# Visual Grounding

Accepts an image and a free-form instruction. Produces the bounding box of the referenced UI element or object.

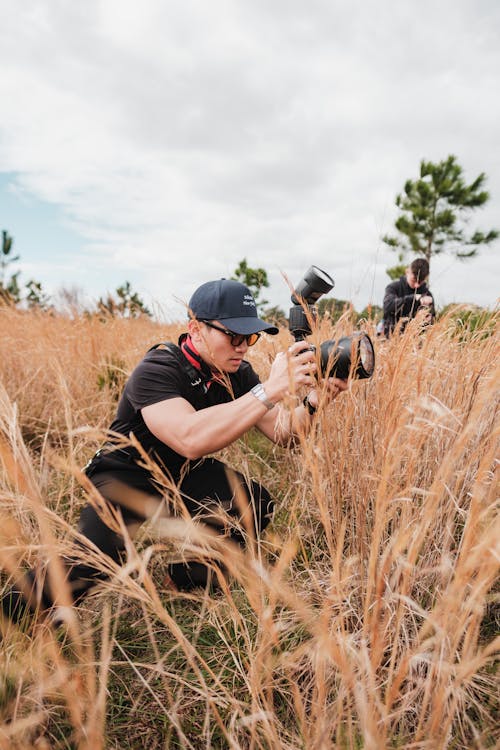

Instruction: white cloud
[0,0,499,318]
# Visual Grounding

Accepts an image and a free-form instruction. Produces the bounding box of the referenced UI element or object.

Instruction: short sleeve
[123,352,188,413]
[235,360,260,394]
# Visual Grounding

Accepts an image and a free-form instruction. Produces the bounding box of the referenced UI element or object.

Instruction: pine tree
[0,230,20,304]
[231,258,269,310]
[382,155,498,272]
[0,229,49,308]
[25,280,51,310]
[97,281,151,318]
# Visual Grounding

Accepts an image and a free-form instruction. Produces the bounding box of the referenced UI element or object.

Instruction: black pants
[69,455,274,594]
[1,456,273,621]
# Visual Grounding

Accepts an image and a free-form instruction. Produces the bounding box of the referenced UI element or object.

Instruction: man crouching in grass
[2,278,347,623]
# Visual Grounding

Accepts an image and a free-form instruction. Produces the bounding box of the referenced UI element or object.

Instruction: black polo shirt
[104,344,260,480]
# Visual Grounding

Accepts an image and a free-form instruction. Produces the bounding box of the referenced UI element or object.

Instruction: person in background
[382,258,435,337]
[2,278,348,624]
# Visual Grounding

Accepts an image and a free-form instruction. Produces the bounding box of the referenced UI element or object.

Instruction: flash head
[291,265,334,305]
[289,265,335,341]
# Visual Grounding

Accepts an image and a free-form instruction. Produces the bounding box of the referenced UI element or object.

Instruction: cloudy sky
[1,0,499,319]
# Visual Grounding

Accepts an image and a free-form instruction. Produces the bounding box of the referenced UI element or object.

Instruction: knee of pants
[180,460,274,525]
[76,503,127,563]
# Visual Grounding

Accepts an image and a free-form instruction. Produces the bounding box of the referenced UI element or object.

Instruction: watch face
[252,384,274,409]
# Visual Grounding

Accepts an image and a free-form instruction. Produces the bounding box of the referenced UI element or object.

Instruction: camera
[289,265,375,380]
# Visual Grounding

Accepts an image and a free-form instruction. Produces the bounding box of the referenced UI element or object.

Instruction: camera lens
[319,338,351,380]
[287,265,375,382]
[319,333,375,380]
[358,334,375,377]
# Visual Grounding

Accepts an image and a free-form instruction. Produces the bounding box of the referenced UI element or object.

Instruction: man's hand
[263,340,318,402]
[305,377,348,411]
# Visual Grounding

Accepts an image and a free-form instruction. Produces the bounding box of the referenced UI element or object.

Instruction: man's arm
[383,280,414,319]
[255,377,348,445]
[384,282,423,321]
[142,390,278,459]
[382,281,401,319]
[142,341,346,458]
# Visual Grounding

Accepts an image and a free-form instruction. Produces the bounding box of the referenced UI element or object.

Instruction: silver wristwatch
[250,383,275,410]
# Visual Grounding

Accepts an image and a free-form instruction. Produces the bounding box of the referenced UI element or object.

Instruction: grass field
[0,305,498,749]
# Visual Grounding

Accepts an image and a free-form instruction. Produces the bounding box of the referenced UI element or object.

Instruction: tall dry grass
[0,304,498,749]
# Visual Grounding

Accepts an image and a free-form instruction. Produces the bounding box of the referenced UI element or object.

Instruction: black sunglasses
[201,320,261,347]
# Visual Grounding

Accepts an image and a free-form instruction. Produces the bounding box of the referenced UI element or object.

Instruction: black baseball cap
[188,279,279,335]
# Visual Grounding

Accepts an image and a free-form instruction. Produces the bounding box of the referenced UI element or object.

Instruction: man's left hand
[306,377,348,410]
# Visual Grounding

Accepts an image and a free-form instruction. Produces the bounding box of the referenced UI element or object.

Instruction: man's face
[189,320,250,373]
[406,268,424,289]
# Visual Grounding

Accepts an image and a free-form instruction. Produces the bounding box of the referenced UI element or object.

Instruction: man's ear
[188,318,202,340]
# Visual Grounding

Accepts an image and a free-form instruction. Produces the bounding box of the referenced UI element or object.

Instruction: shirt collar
[178,333,227,387]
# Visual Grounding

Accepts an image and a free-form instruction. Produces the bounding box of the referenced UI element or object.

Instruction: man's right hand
[264,340,317,403]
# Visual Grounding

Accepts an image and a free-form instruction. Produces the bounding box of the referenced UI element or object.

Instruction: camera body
[289,265,375,380]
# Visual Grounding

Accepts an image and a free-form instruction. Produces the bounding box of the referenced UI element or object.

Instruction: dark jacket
[383,276,435,336]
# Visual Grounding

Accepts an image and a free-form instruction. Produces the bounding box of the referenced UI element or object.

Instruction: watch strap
[303,394,317,415]
[250,383,275,410]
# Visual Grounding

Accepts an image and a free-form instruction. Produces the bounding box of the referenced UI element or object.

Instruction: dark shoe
[1,571,52,627]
